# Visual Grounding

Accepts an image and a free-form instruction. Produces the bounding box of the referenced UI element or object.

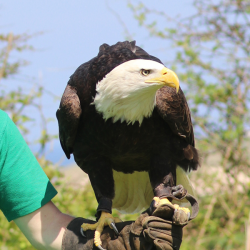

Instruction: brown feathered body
[57,41,199,215]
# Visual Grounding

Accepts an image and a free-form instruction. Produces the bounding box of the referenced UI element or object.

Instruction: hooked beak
[145,67,180,93]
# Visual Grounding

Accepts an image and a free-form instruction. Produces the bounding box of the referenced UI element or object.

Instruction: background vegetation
[0,0,250,249]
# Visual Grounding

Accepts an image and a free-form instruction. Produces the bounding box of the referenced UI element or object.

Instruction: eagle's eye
[140,69,151,76]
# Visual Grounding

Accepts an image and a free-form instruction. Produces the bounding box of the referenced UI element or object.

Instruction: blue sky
[0,1,193,165]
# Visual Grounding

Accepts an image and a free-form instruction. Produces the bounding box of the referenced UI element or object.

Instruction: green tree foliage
[0,32,58,249]
[129,0,250,249]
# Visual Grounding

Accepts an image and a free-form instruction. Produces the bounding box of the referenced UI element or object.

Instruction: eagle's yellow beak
[145,67,180,93]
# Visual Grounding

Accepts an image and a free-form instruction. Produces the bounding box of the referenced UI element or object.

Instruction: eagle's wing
[56,84,82,159]
[156,86,195,147]
[56,55,97,159]
[156,86,199,171]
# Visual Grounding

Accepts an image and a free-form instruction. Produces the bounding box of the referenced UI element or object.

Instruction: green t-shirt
[0,110,57,221]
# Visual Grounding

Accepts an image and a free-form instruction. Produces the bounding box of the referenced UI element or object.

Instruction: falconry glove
[62,214,183,250]
[61,193,200,250]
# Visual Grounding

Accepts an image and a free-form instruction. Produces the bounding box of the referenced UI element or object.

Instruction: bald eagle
[56,41,199,249]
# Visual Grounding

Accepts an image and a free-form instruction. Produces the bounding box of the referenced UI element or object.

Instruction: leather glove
[62,212,183,250]
[62,193,198,250]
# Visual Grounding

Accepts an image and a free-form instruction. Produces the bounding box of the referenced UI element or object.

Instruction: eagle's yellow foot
[173,204,190,225]
[153,197,172,206]
[81,212,122,250]
[173,204,190,215]
[153,197,190,225]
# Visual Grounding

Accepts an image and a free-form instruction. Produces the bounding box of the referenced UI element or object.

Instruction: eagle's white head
[93,59,179,125]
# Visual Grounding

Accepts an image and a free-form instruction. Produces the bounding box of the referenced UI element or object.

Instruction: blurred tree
[0,31,60,250]
[128,1,250,250]
[0,32,55,148]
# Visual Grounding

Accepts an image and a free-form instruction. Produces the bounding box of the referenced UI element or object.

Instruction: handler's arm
[14,201,74,250]
[0,110,73,250]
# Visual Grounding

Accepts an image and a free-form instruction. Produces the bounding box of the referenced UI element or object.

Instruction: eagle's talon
[80,228,86,237]
[110,222,119,236]
[96,245,106,250]
[82,212,121,248]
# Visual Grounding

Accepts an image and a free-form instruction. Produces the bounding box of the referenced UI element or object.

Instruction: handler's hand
[62,210,186,250]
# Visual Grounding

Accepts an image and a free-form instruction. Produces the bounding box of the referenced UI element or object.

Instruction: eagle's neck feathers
[93,59,164,125]
[93,78,159,125]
